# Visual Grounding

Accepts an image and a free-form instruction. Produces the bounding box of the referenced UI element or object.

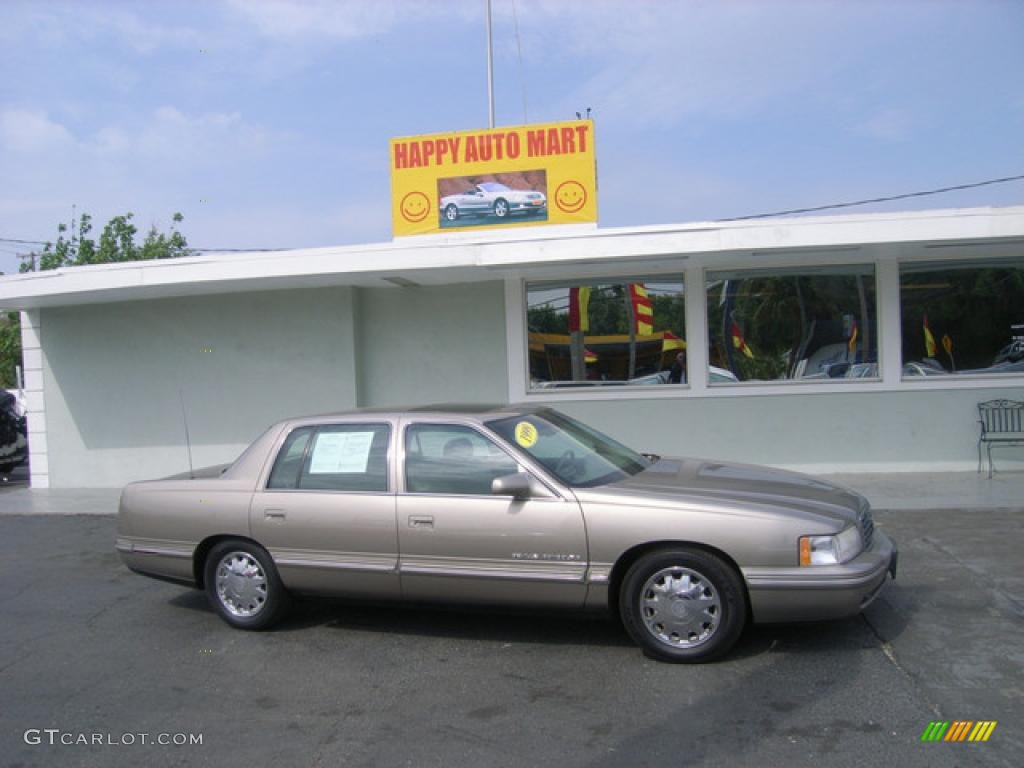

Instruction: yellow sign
[390,120,597,237]
[514,421,538,448]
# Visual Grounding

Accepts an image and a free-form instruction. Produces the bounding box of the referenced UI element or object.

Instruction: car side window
[267,427,315,490]
[297,424,391,493]
[405,424,518,495]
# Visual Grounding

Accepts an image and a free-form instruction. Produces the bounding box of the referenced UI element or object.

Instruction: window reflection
[526,278,686,389]
[900,260,1024,377]
[705,266,878,383]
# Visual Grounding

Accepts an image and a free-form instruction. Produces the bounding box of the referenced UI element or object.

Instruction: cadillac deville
[116,405,897,662]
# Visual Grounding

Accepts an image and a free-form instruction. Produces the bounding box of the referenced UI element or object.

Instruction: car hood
[574,457,866,527]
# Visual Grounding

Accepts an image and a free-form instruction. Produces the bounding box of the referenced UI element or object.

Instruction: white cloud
[226,0,401,41]
[0,109,74,152]
[85,107,273,163]
[854,108,914,142]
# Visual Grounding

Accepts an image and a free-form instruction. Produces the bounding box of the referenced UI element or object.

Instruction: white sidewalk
[823,470,1024,512]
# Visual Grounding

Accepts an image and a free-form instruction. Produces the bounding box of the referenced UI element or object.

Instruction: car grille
[857,501,875,550]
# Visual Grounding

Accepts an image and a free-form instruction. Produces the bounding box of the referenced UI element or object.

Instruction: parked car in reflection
[117,405,897,663]
[440,182,546,221]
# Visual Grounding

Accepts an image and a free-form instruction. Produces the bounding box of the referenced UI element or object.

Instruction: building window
[705,265,878,383]
[525,278,686,389]
[899,259,1024,377]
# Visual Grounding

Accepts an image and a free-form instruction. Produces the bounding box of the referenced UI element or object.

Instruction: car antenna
[178,387,195,479]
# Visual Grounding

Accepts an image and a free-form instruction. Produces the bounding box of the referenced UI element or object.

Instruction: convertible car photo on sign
[438,175,547,227]
[116,405,897,662]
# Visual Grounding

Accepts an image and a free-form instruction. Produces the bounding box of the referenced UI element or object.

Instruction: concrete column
[19,310,48,488]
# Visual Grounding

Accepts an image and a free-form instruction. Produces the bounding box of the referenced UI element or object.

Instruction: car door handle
[408,515,434,529]
[264,508,286,519]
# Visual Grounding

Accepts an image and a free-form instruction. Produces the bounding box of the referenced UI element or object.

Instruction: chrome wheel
[444,204,459,221]
[214,550,268,618]
[639,566,721,649]
[493,199,509,218]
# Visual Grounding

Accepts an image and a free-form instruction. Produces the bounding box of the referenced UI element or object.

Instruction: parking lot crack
[860,611,944,719]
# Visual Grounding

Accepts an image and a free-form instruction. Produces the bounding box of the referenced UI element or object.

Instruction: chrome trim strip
[586,564,613,583]
[400,563,585,583]
[273,557,397,573]
[131,546,192,559]
[270,549,398,573]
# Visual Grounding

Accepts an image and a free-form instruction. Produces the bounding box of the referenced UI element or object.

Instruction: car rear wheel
[444,204,459,221]
[204,540,290,630]
[493,198,509,218]
[619,548,746,663]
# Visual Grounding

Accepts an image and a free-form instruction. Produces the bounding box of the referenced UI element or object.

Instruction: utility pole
[486,0,495,128]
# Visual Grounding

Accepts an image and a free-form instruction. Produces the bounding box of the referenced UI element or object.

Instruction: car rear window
[267,424,391,493]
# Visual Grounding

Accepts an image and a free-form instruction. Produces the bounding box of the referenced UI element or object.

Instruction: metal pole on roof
[486,0,495,128]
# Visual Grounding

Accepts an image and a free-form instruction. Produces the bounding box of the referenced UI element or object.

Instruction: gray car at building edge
[115,404,897,663]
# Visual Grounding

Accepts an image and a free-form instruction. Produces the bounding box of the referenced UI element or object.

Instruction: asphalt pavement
[0,509,1021,768]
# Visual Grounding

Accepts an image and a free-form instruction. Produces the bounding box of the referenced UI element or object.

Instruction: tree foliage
[0,211,191,387]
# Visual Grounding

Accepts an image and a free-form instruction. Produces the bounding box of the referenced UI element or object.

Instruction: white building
[1,204,1022,489]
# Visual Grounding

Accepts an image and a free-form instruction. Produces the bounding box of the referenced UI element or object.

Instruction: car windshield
[478,182,510,192]
[486,409,651,488]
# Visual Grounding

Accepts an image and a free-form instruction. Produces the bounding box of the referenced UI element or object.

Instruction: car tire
[444,204,459,221]
[493,198,509,218]
[619,547,746,663]
[204,540,290,630]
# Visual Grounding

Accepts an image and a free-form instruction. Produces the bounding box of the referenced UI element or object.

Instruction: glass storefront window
[525,278,686,390]
[900,259,1024,378]
[705,265,878,384]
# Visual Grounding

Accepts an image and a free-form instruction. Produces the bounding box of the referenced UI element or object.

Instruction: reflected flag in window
[731,321,754,358]
[923,314,937,357]
[568,286,591,333]
[628,283,654,335]
[662,331,686,352]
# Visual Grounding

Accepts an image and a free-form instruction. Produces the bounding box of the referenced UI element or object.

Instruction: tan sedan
[116,405,897,662]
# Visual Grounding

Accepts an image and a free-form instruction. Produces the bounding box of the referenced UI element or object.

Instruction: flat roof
[1,205,1023,310]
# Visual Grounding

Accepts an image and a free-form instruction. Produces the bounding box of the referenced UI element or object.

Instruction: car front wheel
[619,547,746,663]
[444,204,459,221]
[493,198,509,218]
[204,540,290,630]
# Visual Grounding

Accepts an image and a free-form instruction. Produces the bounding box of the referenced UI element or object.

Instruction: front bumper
[743,530,898,623]
[510,201,547,213]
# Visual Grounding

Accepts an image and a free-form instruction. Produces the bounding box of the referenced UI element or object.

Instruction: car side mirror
[491,472,540,499]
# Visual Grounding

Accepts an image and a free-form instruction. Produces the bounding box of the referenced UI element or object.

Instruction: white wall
[31,274,1022,486]
[550,387,1023,474]
[38,281,510,487]
[355,282,508,408]
[41,287,360,487]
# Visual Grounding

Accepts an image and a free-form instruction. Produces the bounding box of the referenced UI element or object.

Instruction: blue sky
[1,0,1022,275]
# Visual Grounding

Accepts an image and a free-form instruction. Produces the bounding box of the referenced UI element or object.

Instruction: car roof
[276,403,548,427]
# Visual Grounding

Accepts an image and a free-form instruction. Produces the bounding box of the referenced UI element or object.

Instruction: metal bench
[977,399,1024,478]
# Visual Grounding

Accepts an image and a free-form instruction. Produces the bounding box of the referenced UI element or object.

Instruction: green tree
[1,211,191,387]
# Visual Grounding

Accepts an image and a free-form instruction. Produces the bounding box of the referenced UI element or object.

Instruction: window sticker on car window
[309,431,375,474]
[515,421,538,448]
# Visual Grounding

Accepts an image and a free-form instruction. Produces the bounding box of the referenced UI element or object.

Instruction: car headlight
[799,526,863,565]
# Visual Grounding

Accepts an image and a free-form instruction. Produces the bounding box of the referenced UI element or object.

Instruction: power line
[718,173,1024,222]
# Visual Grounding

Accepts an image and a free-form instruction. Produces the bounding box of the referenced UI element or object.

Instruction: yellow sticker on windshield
[515,421,538,448]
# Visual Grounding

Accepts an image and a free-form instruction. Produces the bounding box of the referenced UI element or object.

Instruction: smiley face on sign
[514,421,538,448]
[399,191,431,223]
[554,180,587,214]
